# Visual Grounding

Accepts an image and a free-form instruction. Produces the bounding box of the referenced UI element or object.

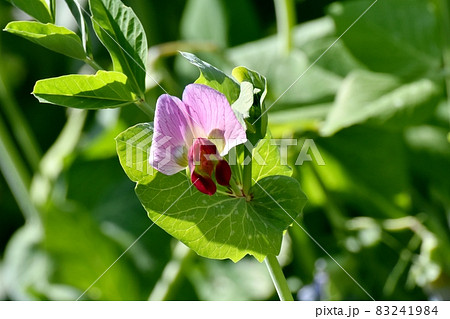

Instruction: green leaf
[180,51,240,104]
[115,123,156,184]
[33,70,137,109]
[4,21,86,60]
[6,0,53,23]
[252,133,292,181]
[89,0,148,95]
[136,173,306,262]
[328,0,441,78]
[321,70,442,136]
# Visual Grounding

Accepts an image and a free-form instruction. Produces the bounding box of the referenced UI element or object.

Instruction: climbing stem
[274,0,296,55]
[0,114,39,222]
[265,254,294,301]
[0,60,42,170]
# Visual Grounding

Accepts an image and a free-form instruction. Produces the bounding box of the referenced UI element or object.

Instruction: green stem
[265,254,294,301]
[242,144,253,197]
[229,177,243,197]
[148,241,195,300]
[274,0,296,55]
[84,57,102,71]
[0,113,39,222]
[136,100,155,119]
[30,109,87,205]
[0,60,42,171]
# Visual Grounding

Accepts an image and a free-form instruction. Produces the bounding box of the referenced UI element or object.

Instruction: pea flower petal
[149,84,246,195]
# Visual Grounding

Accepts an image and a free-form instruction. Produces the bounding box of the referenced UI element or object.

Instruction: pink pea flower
[149,84,247,195]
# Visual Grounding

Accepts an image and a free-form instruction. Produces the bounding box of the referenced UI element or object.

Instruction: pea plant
[4,0,307,300]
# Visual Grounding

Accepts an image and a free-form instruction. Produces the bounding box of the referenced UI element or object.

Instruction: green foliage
[180,51,240,103]
[328,0,441,79]
[135,173,306,262]
[116,121,306,263]
[321,71,441,136]
[5,0,53,24]
[2,0,450,302]
[4,21,86,60]
[115,123,156,184]
[33,71,137,109]
[89,0,148,95]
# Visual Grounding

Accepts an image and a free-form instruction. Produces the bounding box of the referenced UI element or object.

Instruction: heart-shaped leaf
[116,122,306,262]
[136,172,306,262]
[33,70,137,109]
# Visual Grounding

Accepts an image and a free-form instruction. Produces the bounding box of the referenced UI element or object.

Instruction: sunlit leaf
[33,71,137,109]
[115,123,157,184]
[180,51,240,103]
[89,0,148,95]
[136,173,306,262]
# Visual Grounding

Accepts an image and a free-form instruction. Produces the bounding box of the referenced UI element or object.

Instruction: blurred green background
[0,0,449,300]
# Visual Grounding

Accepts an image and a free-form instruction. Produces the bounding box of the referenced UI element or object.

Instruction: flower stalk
[265,254,294,301]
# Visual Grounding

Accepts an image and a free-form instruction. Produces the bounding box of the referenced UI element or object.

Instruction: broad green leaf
[180,0,227,48]
[321,70,442,136]
[180,51,240,104]
[89,0,148,95]
[115,123,156,184]
[6,0,53,23]
[328,0,441,78]
[136,173,306,262]
[33,70,137,109]
[4,21,86,60]
[252,133,292,181]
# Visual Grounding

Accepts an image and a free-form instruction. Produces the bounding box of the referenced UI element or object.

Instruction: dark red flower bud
[215,159,231,187]
[191,170,217,195]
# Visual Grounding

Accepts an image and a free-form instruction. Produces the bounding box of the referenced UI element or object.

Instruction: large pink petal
[149,94,192,175]
[182,84,247,155]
